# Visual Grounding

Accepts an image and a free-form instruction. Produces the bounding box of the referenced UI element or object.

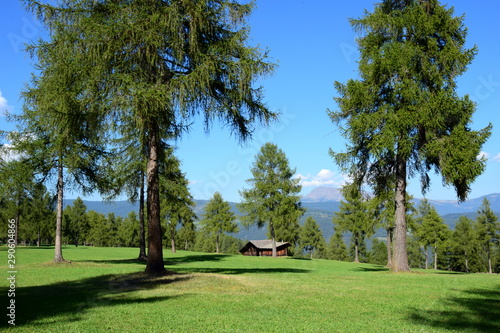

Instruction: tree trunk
[354,237,360,263]
[270,220,277,257]
[386,227,393,268]
[465,253,469,273]
[392,153,410,272]
[487,246,492,274]
[54,158,65,263]
[425,247,429,270]
[271,237,277,257]
[37,227,41,247]
[216,232,220,254]
[269,219,278,258]
[15,210,20,246]
[138,169,147,260]
[145,124,166,275]
[170,221,176,254]
[434,246,438,270]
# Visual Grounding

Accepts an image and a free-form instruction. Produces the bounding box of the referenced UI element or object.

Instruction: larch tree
[24,183,55,247]
[329,0,491,272]
[177,220,196,251]
[475,198,499,274]
[159,148,196,254]
[24,0,276,274]
[117,211,140,247]
[0,159,36,246]
[300,216,325,259]
[369,239,389,265]
[63,197,88,247]
[12,18,109,263]
[239,142,303,257]
[451,215,476,273]
[326,231,349,262]
[273,194,303,250]
[415,200,450,270]
[200,192,238,254]
[333,185,375,263]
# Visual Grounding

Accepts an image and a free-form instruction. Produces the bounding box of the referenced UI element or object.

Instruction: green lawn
[1,246,499,332]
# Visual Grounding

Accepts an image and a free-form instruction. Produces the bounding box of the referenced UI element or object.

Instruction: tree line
[0,0,495,275]
[3,151,497,274]
[326,193,499,274]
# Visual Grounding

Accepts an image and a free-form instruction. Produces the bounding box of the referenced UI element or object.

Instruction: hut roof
[239,240,290,253]
[247,240,290,249]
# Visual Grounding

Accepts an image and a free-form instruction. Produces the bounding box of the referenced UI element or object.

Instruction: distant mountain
[63,199,139,217]
[414,193,500,216]
[301,187,500,216]
[302,187,343,202]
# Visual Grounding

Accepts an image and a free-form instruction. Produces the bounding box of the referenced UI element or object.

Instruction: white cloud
[297,169,349,188]
[493,153,500,162]
[478,151,490,160]
[293,173,311,180]
[0,90,14,117]
[317,169,335,180]
[0,144,21,162]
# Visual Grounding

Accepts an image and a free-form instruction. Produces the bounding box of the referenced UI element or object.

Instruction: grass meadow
[1,245,499,332]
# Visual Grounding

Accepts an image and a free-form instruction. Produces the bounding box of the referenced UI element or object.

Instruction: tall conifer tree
[239,143,303,257]
[451,216,476,273]
[476,198,499,274]
[415,200,450,270]
[329,0,491,271]
[300,216,325,259]
[201,192,238,254]
[159,148,196,254]
[326,231,349,262]
[333,185,375,263]
[23,0,276,274]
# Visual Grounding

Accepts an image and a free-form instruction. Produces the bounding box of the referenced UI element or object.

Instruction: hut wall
[242,246,258,256]
[257,247,288,257]
[277,247,288,256]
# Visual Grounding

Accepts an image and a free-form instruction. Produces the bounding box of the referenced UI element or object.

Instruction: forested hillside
[64,193,499,242]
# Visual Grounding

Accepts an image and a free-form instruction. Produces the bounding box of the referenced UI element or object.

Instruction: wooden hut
[239,240,291,257]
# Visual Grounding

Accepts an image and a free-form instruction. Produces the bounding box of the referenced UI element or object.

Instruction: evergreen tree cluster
[330,197,500,273]
[0,167,54,247]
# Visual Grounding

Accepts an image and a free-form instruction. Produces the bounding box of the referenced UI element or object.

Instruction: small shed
[239,240,291,257]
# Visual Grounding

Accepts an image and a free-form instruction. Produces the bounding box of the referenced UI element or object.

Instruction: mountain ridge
[301,186,500,215]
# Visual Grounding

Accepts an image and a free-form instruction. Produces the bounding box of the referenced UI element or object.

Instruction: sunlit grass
[1,245,499,332]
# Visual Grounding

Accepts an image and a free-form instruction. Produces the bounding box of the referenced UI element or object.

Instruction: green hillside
[3,246,498,332]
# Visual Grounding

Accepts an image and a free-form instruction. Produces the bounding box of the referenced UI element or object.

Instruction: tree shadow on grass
[408,285,500,332]
[75,258,147,265]
[166,254,231,265]
[171,267,311,275]
[77,254,310,275]
[1,271,190,329]
[352,266,390,272]
[166,254,310,274]
[289,257,312,261]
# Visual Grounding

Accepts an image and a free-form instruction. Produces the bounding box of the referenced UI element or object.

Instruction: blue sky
[1,0,499,203]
